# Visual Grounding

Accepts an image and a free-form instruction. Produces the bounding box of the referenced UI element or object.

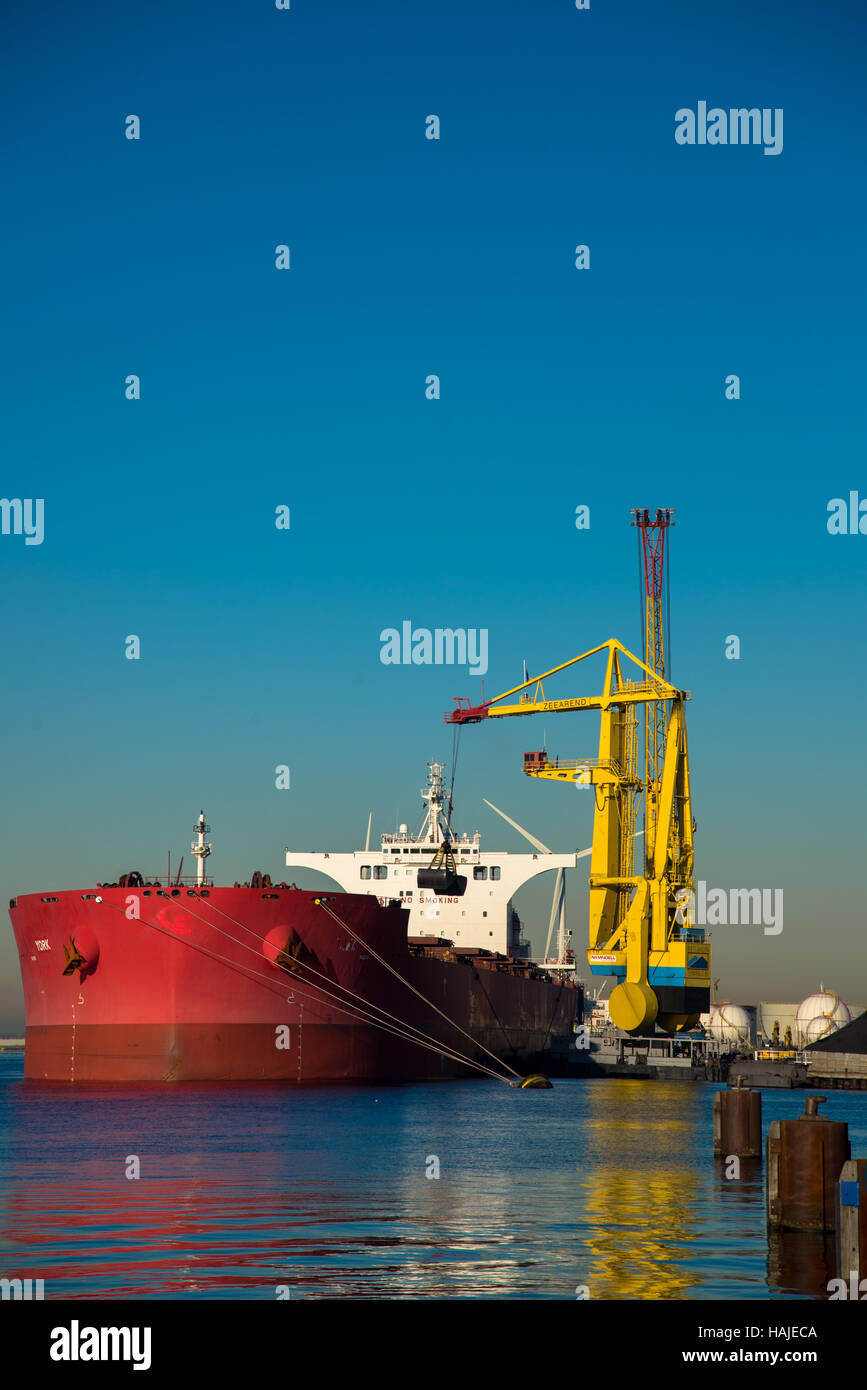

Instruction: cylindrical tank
[795,989,851,1046]
[767,1095,851,1231]
[706,1002,752,1049]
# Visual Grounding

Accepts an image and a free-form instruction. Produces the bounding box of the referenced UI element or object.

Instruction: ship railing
[98,874,215,889]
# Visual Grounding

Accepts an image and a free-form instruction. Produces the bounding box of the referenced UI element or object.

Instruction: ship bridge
[285,763,577,959]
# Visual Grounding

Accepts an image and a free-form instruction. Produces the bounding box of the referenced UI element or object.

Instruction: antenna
[365,812,372,852]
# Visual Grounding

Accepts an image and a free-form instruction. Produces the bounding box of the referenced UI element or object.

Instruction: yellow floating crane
[445,508,709,1035]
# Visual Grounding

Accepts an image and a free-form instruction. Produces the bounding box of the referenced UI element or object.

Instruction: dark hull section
[9,886,579,1082]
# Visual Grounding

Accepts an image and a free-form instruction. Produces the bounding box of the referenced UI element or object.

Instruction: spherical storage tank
[796,990,851,1045]
[705,1003,751,1047]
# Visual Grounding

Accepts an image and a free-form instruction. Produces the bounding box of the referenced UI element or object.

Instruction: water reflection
[1,1059,865,1299]
[767,1230,836,1298]
[576,1082,706,1298]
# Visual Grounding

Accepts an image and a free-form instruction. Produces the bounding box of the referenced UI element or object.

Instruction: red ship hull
[9,885,579,1082]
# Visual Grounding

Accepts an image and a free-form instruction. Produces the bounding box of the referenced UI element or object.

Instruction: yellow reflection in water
[578,1081,703,1299]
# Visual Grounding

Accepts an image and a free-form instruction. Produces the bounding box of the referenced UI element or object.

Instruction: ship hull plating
[10,887,578,1082]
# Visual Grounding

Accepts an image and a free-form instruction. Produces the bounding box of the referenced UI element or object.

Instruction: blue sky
[1,0,866,1026]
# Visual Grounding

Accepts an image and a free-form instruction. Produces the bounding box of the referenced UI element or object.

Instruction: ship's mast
[417,762,453,846]
[191,811,212,886]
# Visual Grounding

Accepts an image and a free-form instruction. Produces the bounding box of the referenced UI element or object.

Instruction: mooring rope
[181,890,515,1082]
[184,892,487,1068]
[315,898,526,1081]
[100,897,509,1078]
[96,897,514,1083]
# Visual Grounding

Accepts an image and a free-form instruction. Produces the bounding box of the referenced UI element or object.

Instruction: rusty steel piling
[767,1095,851,1231]
[713,1076,762,1158]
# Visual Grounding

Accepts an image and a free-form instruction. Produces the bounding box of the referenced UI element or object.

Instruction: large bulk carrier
[8,766,581,1083]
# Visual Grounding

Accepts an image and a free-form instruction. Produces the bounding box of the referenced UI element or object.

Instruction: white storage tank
[705,1002,752,1048]
[796,989,851,1045]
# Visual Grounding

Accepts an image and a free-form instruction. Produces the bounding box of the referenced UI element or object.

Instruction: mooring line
[184,891,515,1083]
[95,897,514,1083]
[315,898,526,1081]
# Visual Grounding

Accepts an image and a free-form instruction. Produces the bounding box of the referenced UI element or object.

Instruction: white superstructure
[285,762,577,960]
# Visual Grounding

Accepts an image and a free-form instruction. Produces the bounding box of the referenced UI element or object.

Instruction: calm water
[1,1052,863,1300]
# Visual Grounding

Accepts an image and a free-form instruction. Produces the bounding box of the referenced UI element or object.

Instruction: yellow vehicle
[446,509,709,1034]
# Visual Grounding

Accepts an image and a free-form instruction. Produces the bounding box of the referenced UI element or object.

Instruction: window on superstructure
[373,866,387,880]
[490,866,501,880]
[474,867,488,880]
[360,866,371,879]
